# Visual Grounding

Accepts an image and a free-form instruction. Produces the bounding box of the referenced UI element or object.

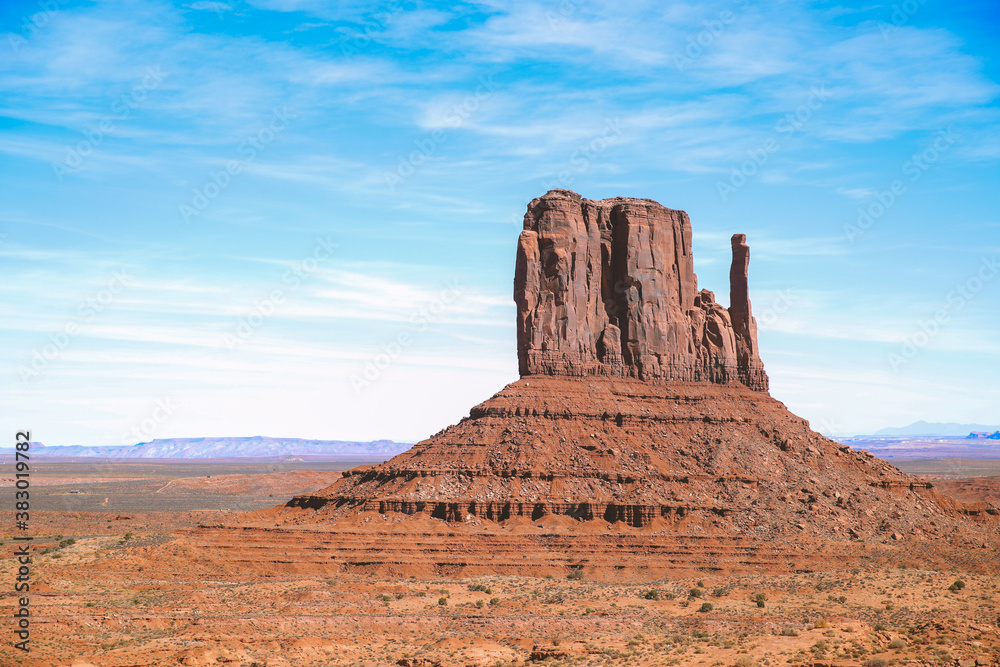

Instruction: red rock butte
[206,190,998,579]
[515,190,767,392]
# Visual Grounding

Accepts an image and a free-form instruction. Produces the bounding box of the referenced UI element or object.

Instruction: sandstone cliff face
[514,189,768,392]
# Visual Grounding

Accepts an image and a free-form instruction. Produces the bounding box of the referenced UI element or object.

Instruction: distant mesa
[874,421,1000,437]
[29,436,411,460]
[236,190,999,578]
[967,431,1000,440]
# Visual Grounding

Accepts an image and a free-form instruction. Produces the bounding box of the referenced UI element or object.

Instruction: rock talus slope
[218,190,997,578]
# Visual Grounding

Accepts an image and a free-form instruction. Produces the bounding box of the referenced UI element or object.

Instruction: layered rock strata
[276,377,993,531]
[514,190,767,392]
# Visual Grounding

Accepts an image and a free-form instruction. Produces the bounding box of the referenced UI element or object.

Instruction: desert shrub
[753,593,766,608]
[380,594,392,602]
[567,569,583,580]
[689,588,704,598]
[712,587,729,598]
[395,592,404,600]
[813,618,830,629]
[697,580,705,587]
[873,623,886,631]
[863,658,888,667]
[59,538,76,548]
[476,599,485,609]
[699,602,714,613]
[489,598,500,606]
[948,580,966,592]
[733,656,757,667]
[780,627,799,637]
[643,589,661,600]
[888,639,906,649]
[437,597,447,606]
[468,583,492,593]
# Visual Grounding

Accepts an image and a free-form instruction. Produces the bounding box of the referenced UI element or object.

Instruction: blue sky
[1,0,998,447]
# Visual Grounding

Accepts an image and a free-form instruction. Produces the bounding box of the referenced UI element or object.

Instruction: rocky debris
[514,190,768,392]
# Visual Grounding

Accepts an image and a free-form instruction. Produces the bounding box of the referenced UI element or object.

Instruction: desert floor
[1,458,998,667]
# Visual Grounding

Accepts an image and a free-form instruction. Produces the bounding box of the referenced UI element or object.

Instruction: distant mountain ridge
[874,421,1000,437]
[28,436,412,459]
